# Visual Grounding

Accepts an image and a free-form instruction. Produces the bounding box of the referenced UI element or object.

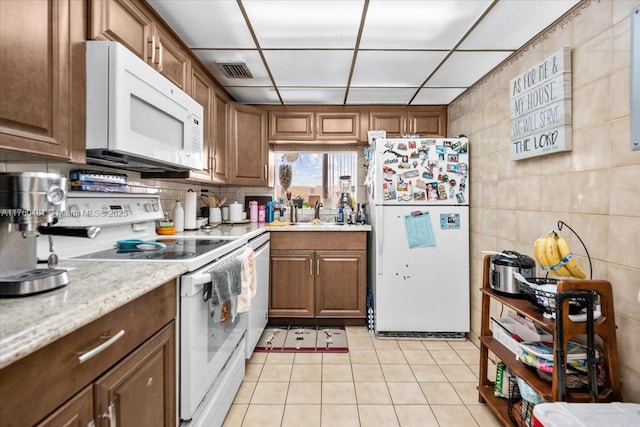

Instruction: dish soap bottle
[173,200,184,233]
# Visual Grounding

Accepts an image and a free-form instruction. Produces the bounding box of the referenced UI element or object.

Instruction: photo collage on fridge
[381,138,469,204]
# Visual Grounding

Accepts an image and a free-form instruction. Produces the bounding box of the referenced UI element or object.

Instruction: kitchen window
[274,151,357,209]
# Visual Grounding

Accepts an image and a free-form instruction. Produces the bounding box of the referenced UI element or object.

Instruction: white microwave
[86,41,203,171]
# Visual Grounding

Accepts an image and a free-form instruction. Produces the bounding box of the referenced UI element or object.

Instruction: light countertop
[186,222,371,235]
[267,222,371,231]
[0,261,186,370]
[0,222,370,370]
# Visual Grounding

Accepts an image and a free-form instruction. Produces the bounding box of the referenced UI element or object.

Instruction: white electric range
[38,193,269,427]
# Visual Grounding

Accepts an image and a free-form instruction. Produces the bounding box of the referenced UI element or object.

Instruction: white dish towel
[237,247,256,313]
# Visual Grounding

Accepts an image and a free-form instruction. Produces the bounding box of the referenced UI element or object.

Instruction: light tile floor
[223,326,501,427]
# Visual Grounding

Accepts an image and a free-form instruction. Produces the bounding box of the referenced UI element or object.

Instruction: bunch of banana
[533,231,586,279]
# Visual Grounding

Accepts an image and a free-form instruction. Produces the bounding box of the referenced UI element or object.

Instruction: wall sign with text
[510,47,572,161]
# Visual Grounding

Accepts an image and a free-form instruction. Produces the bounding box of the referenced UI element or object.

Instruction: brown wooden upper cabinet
[0,0,86,162]
[269,111,315,141]
[369,106,447,137]
[229,103,270,186]
[212,90,230,183]
[315,112,361,141]
[90,0,191,91]
[187,64,215,182]
[267,108,366,143]
[148,24,191,90]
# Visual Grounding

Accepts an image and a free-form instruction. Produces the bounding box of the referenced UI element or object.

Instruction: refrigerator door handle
[376,205,383,275]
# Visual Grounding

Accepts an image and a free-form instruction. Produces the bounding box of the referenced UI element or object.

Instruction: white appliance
[86,40,203,171]
[245,232,270,358]
[367,135,470,337]
[179,246,247,427]
[38,193,268,427]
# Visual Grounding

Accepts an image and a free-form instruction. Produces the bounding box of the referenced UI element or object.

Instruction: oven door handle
[180,245,248,297]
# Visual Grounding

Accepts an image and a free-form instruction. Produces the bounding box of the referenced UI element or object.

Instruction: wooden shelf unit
[477,255,621,425]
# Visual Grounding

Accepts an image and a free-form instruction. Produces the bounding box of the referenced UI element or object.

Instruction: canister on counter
[266,201,275,223]
[258,205,266,222]
[249,200,258,223]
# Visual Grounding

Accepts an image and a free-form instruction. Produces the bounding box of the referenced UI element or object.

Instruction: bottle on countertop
[337,205,344,223]
[173,201,184,233]
[266,201,275,223]
[258,204,266,222]
[249,200,258,223]
[344,205,353,224]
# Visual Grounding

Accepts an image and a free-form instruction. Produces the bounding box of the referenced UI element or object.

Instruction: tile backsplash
[1,151,368,223]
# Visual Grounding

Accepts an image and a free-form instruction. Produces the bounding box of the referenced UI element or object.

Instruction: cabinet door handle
[316,259,319,276]
[309,259,313,276]
[156,40,163,72]
[264,164,268,180]
[147,36,156,65]
[78,330,125,364]
[100,402,117,427]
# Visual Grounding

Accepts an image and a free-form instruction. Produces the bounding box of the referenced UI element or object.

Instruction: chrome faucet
[314,201,323,220]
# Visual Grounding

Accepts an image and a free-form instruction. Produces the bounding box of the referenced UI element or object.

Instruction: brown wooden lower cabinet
[36,385,94,427]
[315,250,366,317]
[36,323,175,427]
[270,249,315,317]
[269,232,367,319]
[0,281,177,427]
[94,322,175,427]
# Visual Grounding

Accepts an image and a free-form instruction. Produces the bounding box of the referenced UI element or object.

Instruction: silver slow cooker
[489,250,535,296]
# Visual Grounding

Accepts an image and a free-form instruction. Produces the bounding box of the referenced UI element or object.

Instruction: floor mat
[255,326,348,353]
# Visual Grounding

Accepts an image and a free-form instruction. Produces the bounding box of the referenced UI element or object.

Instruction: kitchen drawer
[270,231,366,250]
[0,280,176,427]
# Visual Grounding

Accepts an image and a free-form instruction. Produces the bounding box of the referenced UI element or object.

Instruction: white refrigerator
[366,135,470,337]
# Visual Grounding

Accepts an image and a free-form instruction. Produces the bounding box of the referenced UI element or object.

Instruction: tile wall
[0,146,367,223]
[448,0,640,402]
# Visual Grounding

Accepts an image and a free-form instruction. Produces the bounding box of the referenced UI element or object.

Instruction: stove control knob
[152,203,159,212]
[144,203,153,212]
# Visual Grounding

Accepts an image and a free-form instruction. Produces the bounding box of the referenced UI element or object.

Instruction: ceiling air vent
[217,62,253,79]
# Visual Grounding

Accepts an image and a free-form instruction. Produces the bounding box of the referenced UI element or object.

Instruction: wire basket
[517,278,589,316]
[507,376,535,427]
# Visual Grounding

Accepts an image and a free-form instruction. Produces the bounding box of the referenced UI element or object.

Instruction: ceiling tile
[147,0,254,48]
[360,0,492,49]
[193,50,271,86]
[224,87,281,104]
[459,0,580,50]
[426,51,513,87]
[278,88,347,104]
[351,50,448,87]
[347,88,416,104]
[242,0,364,48]
[263,50,353,86]
[411,88,466,105]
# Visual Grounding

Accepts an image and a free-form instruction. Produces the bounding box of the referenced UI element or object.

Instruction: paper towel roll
[184,190,197,230]
[229,201,243,222]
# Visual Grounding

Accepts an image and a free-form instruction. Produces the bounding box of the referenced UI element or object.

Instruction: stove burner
[145,251,196,260]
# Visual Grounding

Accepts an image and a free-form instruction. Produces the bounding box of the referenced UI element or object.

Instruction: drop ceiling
[147,0,580,106]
